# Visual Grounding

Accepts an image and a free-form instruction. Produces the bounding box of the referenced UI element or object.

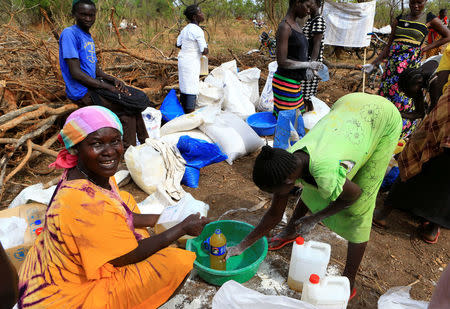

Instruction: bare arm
[109,214,209,267]
[66,58,118,93]
[294,178,362,231]
[132,212,160,228]
[276,22,321,70]
[96,63,127,92]
[232,193,289,254]
[422,18,450,52]
[372,18,398,66]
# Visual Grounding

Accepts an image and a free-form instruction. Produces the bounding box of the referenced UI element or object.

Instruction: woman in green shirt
[227,93,402,297]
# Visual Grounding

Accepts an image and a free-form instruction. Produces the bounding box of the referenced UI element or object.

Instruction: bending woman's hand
[308,61,323,71]
[294,215,318,236]
[225,245,244,260]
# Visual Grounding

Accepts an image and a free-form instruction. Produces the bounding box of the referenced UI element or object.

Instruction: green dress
[289,93,402,243]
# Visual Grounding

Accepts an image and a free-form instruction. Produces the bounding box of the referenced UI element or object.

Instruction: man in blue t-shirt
[59,0,149,148]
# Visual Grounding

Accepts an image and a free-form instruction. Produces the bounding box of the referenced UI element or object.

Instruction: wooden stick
[228,48,244,67]
[0,104,44,125]
[362,48,367,93]
[30,132,60,160]
[3,139,32,185]
[110,8,127,49]
[0,104,76,136]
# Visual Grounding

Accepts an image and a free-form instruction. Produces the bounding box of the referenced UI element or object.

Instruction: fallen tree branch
[228,48,244,68]
[0,104,44,125]
[3,139,32,186]
[30,131,60,161]
[0,104,77,136]
[110,8,127,49]
[0,115,57,196]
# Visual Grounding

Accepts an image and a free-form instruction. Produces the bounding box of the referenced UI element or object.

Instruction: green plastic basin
[186,220,268,286]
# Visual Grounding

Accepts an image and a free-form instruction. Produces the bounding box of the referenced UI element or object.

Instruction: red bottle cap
[398,142,404,146]
[295,236,304,245]
[309,274,320,284]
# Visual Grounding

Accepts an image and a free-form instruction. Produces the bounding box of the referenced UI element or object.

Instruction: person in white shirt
[176,5,209,114]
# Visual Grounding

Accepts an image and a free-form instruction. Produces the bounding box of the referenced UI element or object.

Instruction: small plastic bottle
[209,229,227,270]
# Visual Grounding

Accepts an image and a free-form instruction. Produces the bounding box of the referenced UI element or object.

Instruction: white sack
[258,61,278,112]
[124,143,167,195]
[200,111,264,164]
[0,216,27,249]
[378,286,428,309]
[142,107,161,139]
[209,60,238,81]
[212,280,318,309]
[302,96,331,130]
[160,105,220,136]
[238,67,261,106]
[223,70,255,119]
[323,0,376,48]
[159,129,213,146]
[197,81,224,108]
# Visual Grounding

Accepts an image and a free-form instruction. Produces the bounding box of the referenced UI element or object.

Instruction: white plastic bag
[238,67,261,106]
[302,96,331,130]
[124,143,166,195]
[257,61,278,112]
[0,216,27,249]
[8,183,56,208]
[137,186,175,215]
[200,111,264,164]
[155,193,209,244]
[160,105,220,136]
[212,280,318,309]
[378,286,428,309]
[142,107,161,139]
[159,129,213,146]
[223,70,255,119]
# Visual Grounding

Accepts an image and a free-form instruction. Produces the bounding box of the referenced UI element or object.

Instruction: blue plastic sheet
[160,89,184,122]
[181,166,200,188]
[273,110,306,149]
[177,136,228,169]
[177,136,228,188]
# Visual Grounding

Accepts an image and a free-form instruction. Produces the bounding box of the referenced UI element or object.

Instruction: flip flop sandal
[268,236,296,251]
[372,219,387,229]
[422,227,440,244]
[349,288,357,301]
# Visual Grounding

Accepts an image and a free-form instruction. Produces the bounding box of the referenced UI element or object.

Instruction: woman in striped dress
[302,0,326,110]
[272,0,323,117]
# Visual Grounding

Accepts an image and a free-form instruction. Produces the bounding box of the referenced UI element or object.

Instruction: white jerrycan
[200,56,209,76]
[301,274,350,309]
[287,237,331,292]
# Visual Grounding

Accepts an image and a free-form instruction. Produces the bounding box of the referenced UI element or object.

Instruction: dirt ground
[2,49,448,308]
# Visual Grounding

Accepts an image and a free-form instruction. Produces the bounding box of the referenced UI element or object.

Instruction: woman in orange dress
[18,105,209,309]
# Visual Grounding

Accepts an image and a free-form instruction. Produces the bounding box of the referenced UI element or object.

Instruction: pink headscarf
[49,106,123,169]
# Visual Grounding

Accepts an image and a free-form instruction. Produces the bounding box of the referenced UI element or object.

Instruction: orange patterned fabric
[18,177,195,309]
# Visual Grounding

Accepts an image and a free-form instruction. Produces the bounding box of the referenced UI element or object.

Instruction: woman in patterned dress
[301,0,326,111]
[364,0,450,139]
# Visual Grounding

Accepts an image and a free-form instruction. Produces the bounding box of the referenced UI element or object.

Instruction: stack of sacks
[198,60,260,119]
